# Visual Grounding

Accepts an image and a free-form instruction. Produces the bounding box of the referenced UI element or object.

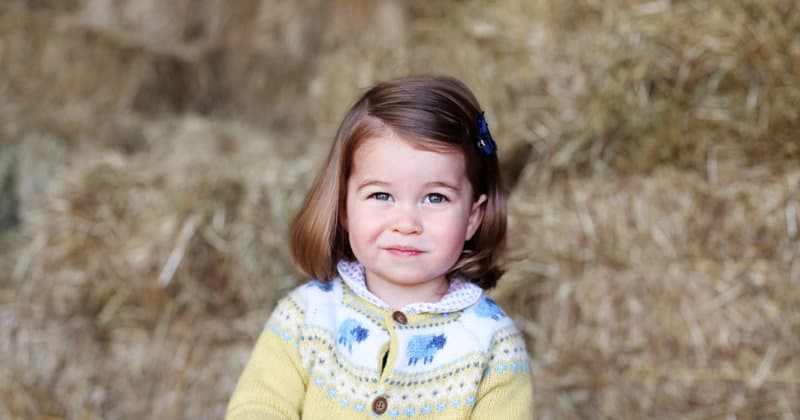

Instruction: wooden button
[372,396,388,414]
[392,311,407,325]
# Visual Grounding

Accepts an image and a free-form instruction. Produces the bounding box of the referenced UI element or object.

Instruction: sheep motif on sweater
[337,318,370,353]
[407,334,447,365]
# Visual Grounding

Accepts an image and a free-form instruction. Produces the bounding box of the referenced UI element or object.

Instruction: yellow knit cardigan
[226,267,534,420]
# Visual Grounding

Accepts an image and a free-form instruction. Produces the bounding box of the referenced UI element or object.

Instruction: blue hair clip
[476,112,497,155]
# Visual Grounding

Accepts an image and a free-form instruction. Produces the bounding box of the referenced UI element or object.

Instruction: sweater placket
[367,308,410,416]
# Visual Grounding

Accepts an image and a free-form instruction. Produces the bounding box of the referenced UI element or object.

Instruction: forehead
[350,134,468,184]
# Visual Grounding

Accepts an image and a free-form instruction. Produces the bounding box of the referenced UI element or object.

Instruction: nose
[391,204,422,234]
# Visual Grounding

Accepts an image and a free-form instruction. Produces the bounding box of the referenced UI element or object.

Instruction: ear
[465,194,487,241]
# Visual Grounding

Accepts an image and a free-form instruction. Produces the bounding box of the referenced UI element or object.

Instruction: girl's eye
[369,192,392,201]
[424,193,448,204]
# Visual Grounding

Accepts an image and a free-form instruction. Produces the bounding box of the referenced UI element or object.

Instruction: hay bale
[504,0,800,178]
[0,97,158,227]
[488,3,800,415]
[77,0,219,45]
[0,2,323,127]
[4,116,320,418]
[309,0,531,120]
[16,116,313,321]
[497,164,800,418]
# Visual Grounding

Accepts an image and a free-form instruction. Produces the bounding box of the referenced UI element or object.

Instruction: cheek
[346,212,381,245]
[431,216,470,250]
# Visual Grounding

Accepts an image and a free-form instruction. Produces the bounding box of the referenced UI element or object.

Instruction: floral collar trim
[336,260,484,314]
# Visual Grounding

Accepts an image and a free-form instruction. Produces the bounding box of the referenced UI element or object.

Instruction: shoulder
[461,295,516,334]
[285,278,343,304]
[267,278,343,329]
[267,278,343,330]
[464,295,529,355]
[465,296,531,377]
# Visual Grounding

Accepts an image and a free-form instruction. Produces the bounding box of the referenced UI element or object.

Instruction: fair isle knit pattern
[226,262,534,420]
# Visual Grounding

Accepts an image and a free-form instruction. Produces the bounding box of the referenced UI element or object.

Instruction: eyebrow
[356,180,389,191]
[355,180,461,192]
[424,181,461,191]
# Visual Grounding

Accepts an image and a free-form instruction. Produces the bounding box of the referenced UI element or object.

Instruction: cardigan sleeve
[226,293,307,420]
[470,325,535,419]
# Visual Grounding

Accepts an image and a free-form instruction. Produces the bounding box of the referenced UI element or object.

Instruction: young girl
[226,75,534,419]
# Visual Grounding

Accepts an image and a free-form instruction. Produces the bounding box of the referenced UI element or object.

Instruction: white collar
[336,260,484,314]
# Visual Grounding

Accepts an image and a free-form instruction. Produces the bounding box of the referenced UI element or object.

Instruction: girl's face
[344,134,486,307]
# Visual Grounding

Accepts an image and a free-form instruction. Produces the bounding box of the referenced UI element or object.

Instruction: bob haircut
[290,74,507,289]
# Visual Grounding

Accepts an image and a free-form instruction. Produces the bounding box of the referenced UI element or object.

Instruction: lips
[385,246,424,257]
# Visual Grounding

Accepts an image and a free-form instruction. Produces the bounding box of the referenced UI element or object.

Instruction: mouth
[385,246,424,257]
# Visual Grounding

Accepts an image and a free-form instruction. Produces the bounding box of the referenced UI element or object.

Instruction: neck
[365,276,449,310]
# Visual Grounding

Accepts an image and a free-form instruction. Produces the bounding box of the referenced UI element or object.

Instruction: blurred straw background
[1,0,798,418]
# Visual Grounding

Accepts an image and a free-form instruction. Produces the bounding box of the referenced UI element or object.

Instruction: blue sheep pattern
[475,296,505,320]
[337,318,369,353]
[407,334,447,366]
[307,279,334,292]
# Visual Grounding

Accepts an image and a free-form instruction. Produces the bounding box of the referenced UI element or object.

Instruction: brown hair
[290,74,507,289]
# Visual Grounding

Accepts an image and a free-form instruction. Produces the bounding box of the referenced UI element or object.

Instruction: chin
[385,272,445,286]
